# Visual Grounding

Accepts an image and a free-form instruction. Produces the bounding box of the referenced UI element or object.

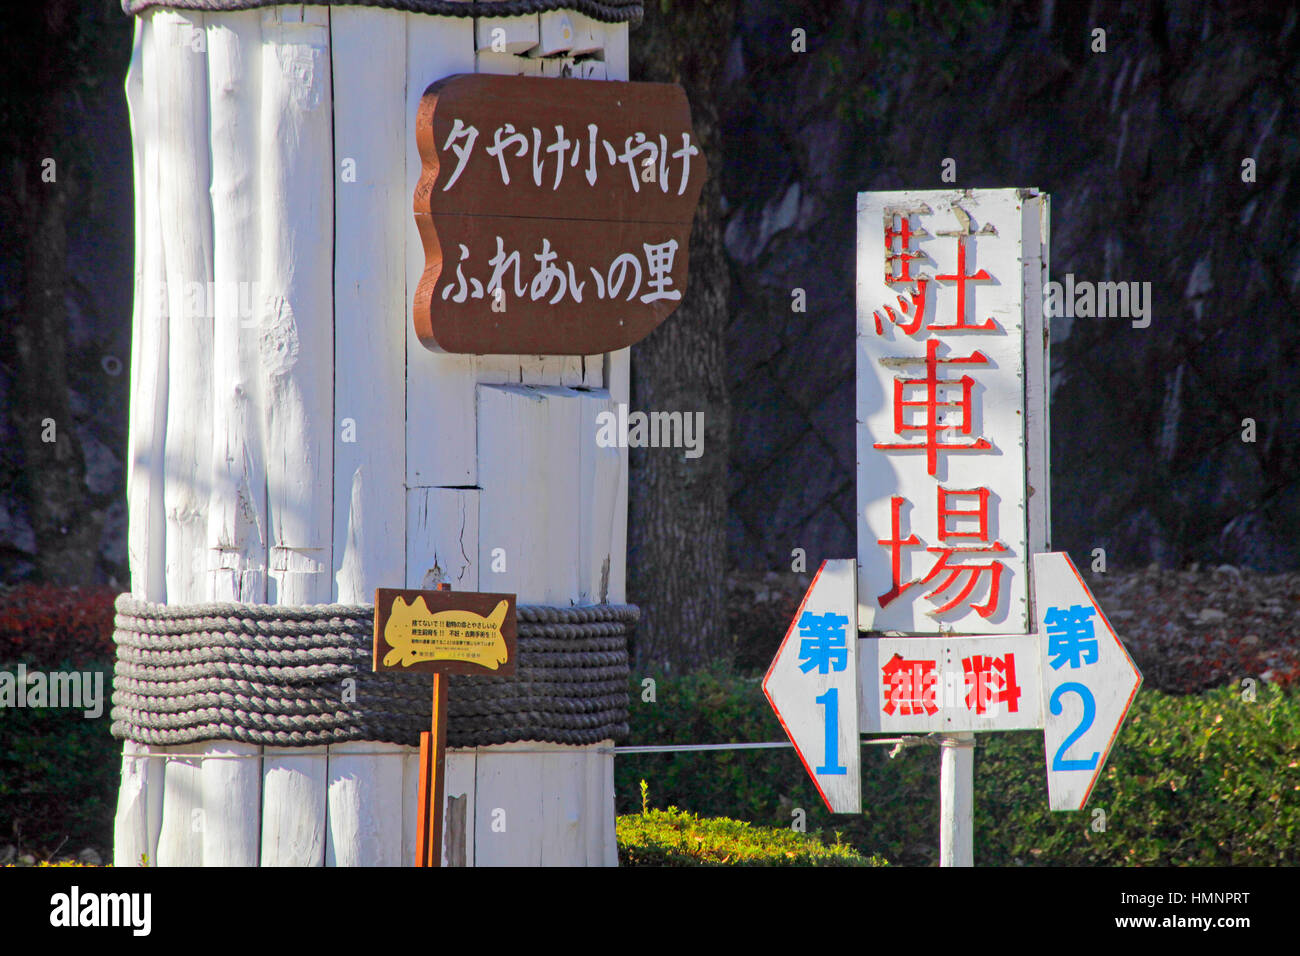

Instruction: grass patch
[618,806,887,866]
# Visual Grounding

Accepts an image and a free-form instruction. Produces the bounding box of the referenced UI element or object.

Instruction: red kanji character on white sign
[877,495,920,608]
[881,655,939,716]
[884,213,923,284]
[872,338,993,476]
[872,278,930,336]
[876,491,1008,618]
[932,235,997,331]
[962,653,1021,714]
[918,544,1007,617]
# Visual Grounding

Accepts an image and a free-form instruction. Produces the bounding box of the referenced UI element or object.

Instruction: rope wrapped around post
[111,595,636,748]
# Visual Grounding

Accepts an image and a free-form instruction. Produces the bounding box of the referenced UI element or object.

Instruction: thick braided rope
[111,594,635,748]
[122,0,644,26]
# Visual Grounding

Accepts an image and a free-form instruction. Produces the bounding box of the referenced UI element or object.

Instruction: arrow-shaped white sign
[1034,552,1142,811]
[763,559,861,814]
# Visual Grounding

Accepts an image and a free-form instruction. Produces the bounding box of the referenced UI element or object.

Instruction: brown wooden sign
[413,73,706,355]
[372,587,517,676]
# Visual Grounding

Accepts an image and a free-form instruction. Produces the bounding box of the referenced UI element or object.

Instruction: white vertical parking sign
[768,188,1140,837]
[763,560,860,813]
[856,189,1050,636]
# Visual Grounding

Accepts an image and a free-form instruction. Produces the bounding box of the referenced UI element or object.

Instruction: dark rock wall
[722,0,1300,573]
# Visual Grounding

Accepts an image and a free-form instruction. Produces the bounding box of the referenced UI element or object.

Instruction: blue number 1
[1049,682,1101,771]
[815,688,847,775]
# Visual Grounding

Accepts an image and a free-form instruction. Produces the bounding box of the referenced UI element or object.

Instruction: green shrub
[617,806,887,866]
[976,682,1300,866]
[620,667,1300,866]
[0,585,119,857]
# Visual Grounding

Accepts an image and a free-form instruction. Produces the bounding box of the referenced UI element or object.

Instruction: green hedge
[618,806,887,866]
[619,667,1300,866]
[0,585,119,857]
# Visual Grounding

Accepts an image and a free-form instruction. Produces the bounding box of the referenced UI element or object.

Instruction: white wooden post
[118,5,635,868]
[939,733,975,867]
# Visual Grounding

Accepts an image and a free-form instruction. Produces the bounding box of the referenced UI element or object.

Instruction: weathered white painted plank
[1024,193,1052,560]
[200,742,262,866]
[601,744,617,866]
[443,750,477,866]
[604,19,629,81]
[407,487,479,591]
[539,746,586,865]
[257,6,335,864]
[474,747,544,866]
[578,59,608,81]
[582,746,603,866]
[154,745,204,867]
[578,391,620,604]
[560,356,586,387]
[400,746,476,866]
[325,741,405,866]
[260,747,327,866]
[476,385,539,601]
[605,350,630,602]
[604,35,630,614]
[537,56,578,78]
[208,10,268,607]
[201,12,267,868]
[476,356,523,386]
[118,21,167,869]
[331,10,410,865]
[445,749,477,867]
[401,747,419,868]
[407,14,478,487]
[542,389,582,604]
[332,6,407,604]
[125,16,167,604]
[152,9,214,868]
[259,6,334,607]
[473,50,544,75]
[476,13,538,54]
[477,385,582,603]
[569,11,605,55]
[154,7,213,608]
[114,741,154,867]
[519,355,549,385]
[535,9,597,56]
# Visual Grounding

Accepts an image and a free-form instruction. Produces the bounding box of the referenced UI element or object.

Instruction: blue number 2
[815,688,847,775]
[1049,682,1100,771]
